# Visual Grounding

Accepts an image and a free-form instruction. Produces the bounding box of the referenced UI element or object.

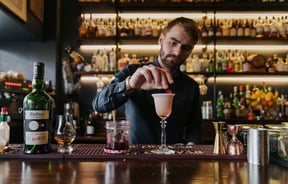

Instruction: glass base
[57,144,73,154]
[151,146,175,155]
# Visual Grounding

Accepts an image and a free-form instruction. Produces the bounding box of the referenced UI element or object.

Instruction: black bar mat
[64,144,247,161]
[0,144,64,160]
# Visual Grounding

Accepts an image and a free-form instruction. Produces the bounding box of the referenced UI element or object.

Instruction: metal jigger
[226,124,243,155]
[212,121,226,154]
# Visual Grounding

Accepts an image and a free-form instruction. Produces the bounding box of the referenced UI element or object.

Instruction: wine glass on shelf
[151,93,175,155]
[54,114,76,154]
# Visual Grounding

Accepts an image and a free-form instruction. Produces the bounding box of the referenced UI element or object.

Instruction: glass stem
[160,119,167,149]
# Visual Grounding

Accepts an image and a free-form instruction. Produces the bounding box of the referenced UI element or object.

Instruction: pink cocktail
[153,94,174,119]
[152,93,175,154]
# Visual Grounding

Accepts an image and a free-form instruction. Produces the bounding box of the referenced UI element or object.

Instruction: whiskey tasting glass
[54,114,76,154]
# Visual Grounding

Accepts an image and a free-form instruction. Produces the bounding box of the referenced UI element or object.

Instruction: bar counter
[1,144,288,184]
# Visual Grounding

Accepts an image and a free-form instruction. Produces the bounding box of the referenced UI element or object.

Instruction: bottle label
[25,110,49,119]
[24,110,50,145]
[25,131,48,145]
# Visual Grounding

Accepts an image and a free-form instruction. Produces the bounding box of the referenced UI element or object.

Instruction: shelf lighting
[215,12,288,19]
[83,13,116,19]
[80,44,211,50]
[208,76,288,84]
[80,44,288,50]
[80,45,116,50]
[215,45,288,50]
[83,12,288,19]
[119,13,214,19]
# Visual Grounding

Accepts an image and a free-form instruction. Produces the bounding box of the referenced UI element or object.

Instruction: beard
[159,49,184,72]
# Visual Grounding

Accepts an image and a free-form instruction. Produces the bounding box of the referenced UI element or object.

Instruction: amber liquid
[54,135,75,145]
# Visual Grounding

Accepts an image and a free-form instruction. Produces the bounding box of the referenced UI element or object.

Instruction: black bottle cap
[34,62,44,77]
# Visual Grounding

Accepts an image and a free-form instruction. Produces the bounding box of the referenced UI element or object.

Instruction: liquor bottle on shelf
[263,16,271,37]
[64,45,86,71]
[0,107,10,150]
[216,90,224,119]
[151,19,160,37]
[229,19,237,37]
[105,18,114,37]
[250,19,256,37]
[244,19,251,37]
[102,49,110,71]
[87,14,95,38]
[128,19,135,37]
[78,14,87,37]
[185,54,193,73]
[144,17,152,36]
[232,86,240,110]
[278,90,286,120]
[134,18,141,36]
[208,18,214,37]
[23,62,55,154]
[239,85,245,107]
[278,16,287,38]
[221,19,230,37]
[270,16,279,38]
[109,48,116,71]
[216,19,222,37]
[245,84,251,107]
[255,16,264,38]
[119,19,129,37]
[201,17,208,38]
[130,54,139,64]
[236,19,244,37]
[86,111,95,136]
[208,52,214,72]
[118,53,129,71]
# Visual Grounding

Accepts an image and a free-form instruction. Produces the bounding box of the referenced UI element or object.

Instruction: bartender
[92,17,202,145]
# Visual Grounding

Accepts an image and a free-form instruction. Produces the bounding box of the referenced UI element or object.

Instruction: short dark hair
[162,17,200,45]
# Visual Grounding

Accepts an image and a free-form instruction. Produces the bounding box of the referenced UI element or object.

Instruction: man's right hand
[126,64,174,91]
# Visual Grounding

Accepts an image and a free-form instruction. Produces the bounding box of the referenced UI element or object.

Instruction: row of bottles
[183,50,288,73]
[81,48,154,72]
[90,49,116,72]
[65,44,288,74]
[64,45,157,73]
[65,45,288,74]
[79,14,288,39]
[79,15,169,38]
[215,83,288,121]
[201,16,288,39]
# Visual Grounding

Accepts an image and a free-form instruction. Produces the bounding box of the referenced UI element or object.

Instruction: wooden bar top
[1,159,287,184]
[0,144,287,183]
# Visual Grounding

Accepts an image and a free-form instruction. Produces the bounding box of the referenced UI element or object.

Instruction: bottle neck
[0,113,7,122]
[32,75,46,91]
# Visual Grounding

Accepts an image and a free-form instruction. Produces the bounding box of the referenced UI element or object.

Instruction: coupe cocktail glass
[152,93,175,154]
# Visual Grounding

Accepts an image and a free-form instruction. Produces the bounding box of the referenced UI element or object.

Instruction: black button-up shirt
[92,59,202,144]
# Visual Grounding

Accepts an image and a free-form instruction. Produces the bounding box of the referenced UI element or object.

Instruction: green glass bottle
[23,62,55,154]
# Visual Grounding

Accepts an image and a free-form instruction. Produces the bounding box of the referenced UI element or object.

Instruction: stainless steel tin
[247,128,270,166]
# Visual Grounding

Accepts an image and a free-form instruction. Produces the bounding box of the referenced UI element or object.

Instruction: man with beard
[92,17,202,145]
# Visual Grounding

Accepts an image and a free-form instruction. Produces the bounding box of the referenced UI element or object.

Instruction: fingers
[138,64,173,89]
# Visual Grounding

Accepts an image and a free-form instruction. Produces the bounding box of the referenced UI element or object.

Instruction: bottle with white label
[0,107,10,150]
[23,62,55,154]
